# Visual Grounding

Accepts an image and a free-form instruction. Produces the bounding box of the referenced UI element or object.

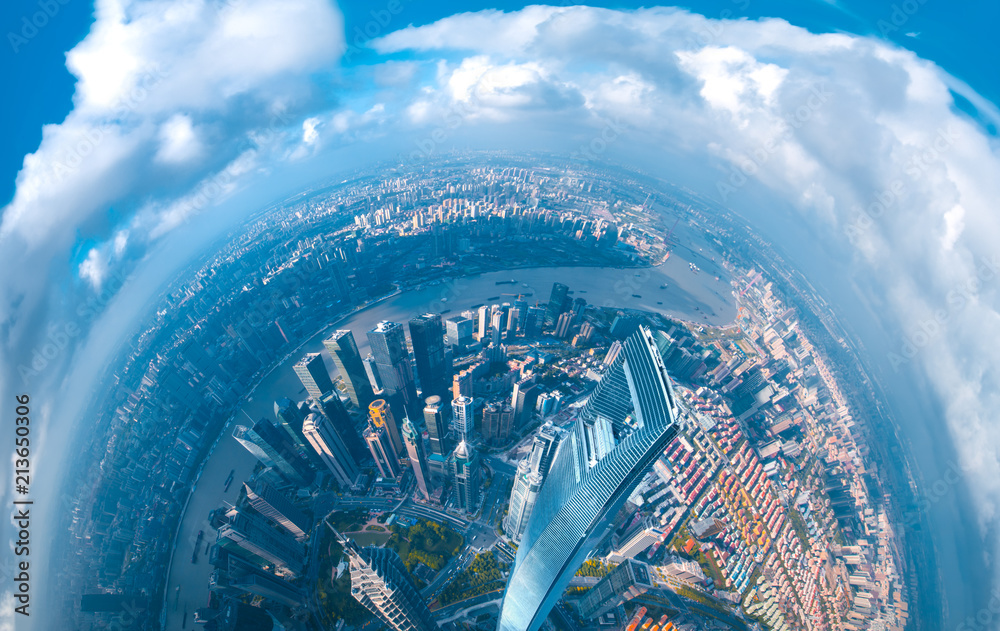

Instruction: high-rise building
[210,546,305,609]
[319,392,367,462]
[217,510,306,577]
[452,370,473,400]
[368,321,420,418]
[365,423,401,479]
[482,401,515,446]
[243,480,310,541]
[609,516,664,562]
[402,418,432,502]
[451,395,475,442]
[449,440,480,514]
[302,412,359,488]
[341,536,438,631]
[554,311,574,339]
[446,315,474,350]
[544,282,570,328]
[409,314,450,399]
[273,397,307,451]
[578,559,653,620]
[233,421,314,487]
[498,326,680,631]
[513,380,539,428]
[524,306,546,338]
[503,461,543,543]
[368,398,404,459]
[476,304,490,341]
[423,395,450,457]
[293,352,335,399]
[324,330,376,409]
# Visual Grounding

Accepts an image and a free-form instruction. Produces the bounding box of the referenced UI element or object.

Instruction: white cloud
[155,113,202,163]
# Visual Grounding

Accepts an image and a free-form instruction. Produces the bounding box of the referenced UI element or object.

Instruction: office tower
[609,516,664,562]
[503,460,543,543]
[477,304,489,340]
[243,480,310,541]
[319,392,367,462]
[273,397,307,451]
[365,424,401,479]
[210,546,305,609]
[513,298,528,333]
[554,311,574,339]
[524,306,545,338]
[233,420,314,487]
[451,395,475,442]
[452,370,473,400]
[402,418,432,501]
[302,412,359,488]
[512,380,539,428]
[423,395,450,457]
[211,599,277,631]
[363,354,383,392]
[368,321,420,418]
[409,314,450,398]
[489,306,503,346]
[482,401,515,446]
[603,340,623,367]
[368,398,404,458]
[528,422,561,477]
[293,352,335,399]
[217,510,306,577]
[498,326,680,631]
[572,296,587,318]
[544,282,569,328]
[610,313,642,340]
[341,536,438,631]
[578,559,653,620]
[445,315,474,350]
[449,440,480,514]
[324,329,376,408]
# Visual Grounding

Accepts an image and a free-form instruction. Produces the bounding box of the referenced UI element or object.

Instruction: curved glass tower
[498,326,679,631]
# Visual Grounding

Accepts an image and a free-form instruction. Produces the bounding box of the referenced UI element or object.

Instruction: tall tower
[324,329,376,409]
[365,424,401,479]
[498,326,680,631]
[274,397,307,451]
[367,321,420,419]
[243,480,310,541]
[302,412,359,488]
[368,398,404,459]
[451,396,475,443]
[341,535,438,631]
[503,461,543,543]
[293,352,335,399]
[449,440,480,514]
[217,510,306,577]
[422,395,450,458]
[544,282,569,328]
[233,420,314,487]
[408,314,450,399]
[402,418,432,502]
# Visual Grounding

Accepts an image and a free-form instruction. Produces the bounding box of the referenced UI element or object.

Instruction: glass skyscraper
[498,326,680,631]
[341,536,438,631]
[324,329,376,409]
[408,314,450,399]
[368,320,420,419]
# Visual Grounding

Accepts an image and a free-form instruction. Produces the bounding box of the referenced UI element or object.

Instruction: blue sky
[2,2,1000,629]
[1,0,997,205]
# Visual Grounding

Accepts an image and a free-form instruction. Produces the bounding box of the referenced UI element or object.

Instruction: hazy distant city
[57,156,922,631]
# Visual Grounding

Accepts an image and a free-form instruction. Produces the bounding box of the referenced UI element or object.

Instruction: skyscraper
[233,420,314,487]
[402,417,432,502]
[324,329,376,409]
[498,326,680,631]
[578,559,653,620]
[341,535,438,631]
[423,395,450,457]
[544,282,569,328]
[365,423,401,479]
[243,480,310,541]
[482,401,515,446]
[363,353,383,392]
[409,314,450,398]
[217,510,306,577]
[451,395,475,442]
[318,392,367,462]
[368,321,420,418]
[503,460,543,543]
[302,412,359,488]
[445,315,474,350]
[449,440,480,514]
[609,516,664,562]
[554,311,574,339]
[512,379,539,429]
[293,352,335,399]
[368,398,404,459]
[476,304,490,341]
[273,397,307,451]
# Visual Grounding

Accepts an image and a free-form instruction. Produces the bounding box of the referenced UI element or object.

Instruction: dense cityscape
[55,157,918,631]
